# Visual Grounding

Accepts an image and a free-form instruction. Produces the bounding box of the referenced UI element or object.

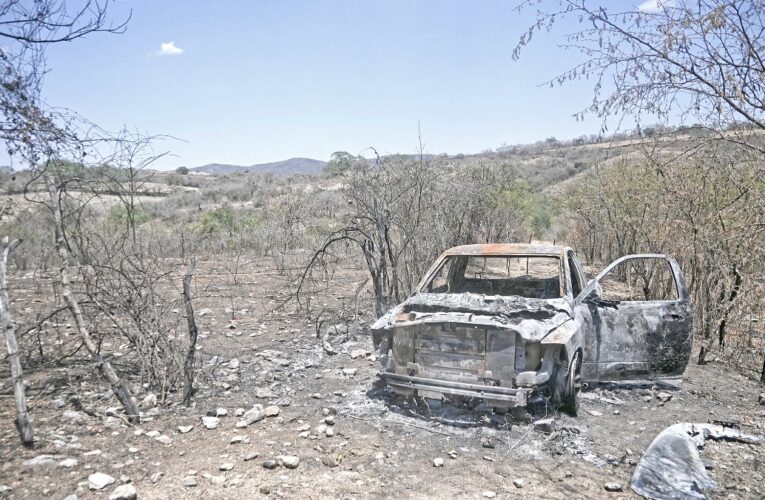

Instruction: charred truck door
[577,255,692,382]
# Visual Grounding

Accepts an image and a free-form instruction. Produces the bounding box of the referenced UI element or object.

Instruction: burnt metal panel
[485,330,516,381]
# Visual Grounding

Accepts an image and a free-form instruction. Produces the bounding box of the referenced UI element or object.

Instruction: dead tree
[44,173,140,422]
[0,236,33,446]
[182,258,198,406]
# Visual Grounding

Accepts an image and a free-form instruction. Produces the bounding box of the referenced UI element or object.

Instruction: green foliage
[109,205,151,226]
[197,206,236,235]
[495,180,553,237]
[324,151,364,176]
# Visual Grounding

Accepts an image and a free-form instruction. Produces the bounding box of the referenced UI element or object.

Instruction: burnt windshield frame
[420,254,564,299]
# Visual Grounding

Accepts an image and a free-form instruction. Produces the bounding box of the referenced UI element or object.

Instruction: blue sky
[27,1,639,170]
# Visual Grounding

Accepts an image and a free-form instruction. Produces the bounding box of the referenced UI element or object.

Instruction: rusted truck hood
[372,292,573,342]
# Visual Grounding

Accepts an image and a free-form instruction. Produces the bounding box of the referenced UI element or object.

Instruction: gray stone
[202,416,220,429]
[349,349,367,359]
[433,457,444,467]
[264,405,280,417]
[262,459,279,470]
[277,455,299,469]
[177,425,193,434]
[244,451,259,461]
[109,483,137,500]
[59,458,78,468]
[513,479,524,488]
[656,392,673,403]
[255,387,275,399]
[758,393,765,405]
[182,477,197,487]
[533,418,556,433]
[155,435,172,445]
[209,474,226,486]
[88,472,116,490]
[482,492,496,498]
[604,482,623,492]
[219,463,234,471]
[145,430,161,438]
[238,405,265,427]
[141,393,157,409]
[23,454,58,466]
[150,472,163,483]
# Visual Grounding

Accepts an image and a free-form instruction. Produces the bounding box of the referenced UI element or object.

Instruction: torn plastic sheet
[630,423,762,499]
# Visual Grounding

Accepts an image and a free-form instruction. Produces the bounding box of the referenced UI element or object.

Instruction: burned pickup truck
[371,244,692,415]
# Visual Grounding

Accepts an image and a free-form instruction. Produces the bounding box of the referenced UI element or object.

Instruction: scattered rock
[202,416,220,430]
[656,392,673,403]
[513,479,524,488]
[215,408,228,417]
[228,358,240,370]
[219,463,234,471]
[433,457,444,467]
[264,405,280,417]
[155,435,172,445]
[322,455,341,468]
[324,415,335,425]
[182,477,198,487]
[349,349,367,359]
[109,483,137,500]
[88,472,116,491]
[255,388,276,399]
[482,491,496,498]
[177,425,193,434]
[604,482,623,492]
[480,437,495,448]
[342,368,357,376]
[244,452,259,461]
[230,436,248,445]
[59,458,78,468]
[587,409,604,417]
[311,393,322,399]
[448,450,458,459]
[145,430,161,438]
[238,405,265,427]
[277,455,300,469]
[208,475,226,486]
[150,472,163,483]
[199,308,213,317]
[758,393,765,405]
[63,410,86,423]
[23,454,58,466]
[262,459,279,470]
[141,393,157,409]
[325,426,335,437]
[0,486,13,496]
[533,418,556,433]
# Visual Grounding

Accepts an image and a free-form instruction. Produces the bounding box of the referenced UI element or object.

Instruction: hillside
[191,157,326,176]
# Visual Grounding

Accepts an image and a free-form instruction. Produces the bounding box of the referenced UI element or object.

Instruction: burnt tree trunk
[182,258,198,406]
[44,175,140,422]
[0,236,33,446]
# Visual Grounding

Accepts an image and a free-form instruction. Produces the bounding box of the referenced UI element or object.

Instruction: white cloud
[637,0,674,12]
[156,41,184,56]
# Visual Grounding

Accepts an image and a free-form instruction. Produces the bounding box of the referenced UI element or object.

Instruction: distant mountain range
[190,157,326,176]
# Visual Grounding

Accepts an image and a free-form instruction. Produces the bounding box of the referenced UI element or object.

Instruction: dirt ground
[1,259,764,499]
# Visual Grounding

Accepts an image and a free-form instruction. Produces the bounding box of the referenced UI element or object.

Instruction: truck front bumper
[378,372,529,407]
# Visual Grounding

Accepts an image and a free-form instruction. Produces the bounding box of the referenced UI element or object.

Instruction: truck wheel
[560,351,582,416]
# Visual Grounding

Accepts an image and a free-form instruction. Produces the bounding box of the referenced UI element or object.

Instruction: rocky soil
[1,260,764,499]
